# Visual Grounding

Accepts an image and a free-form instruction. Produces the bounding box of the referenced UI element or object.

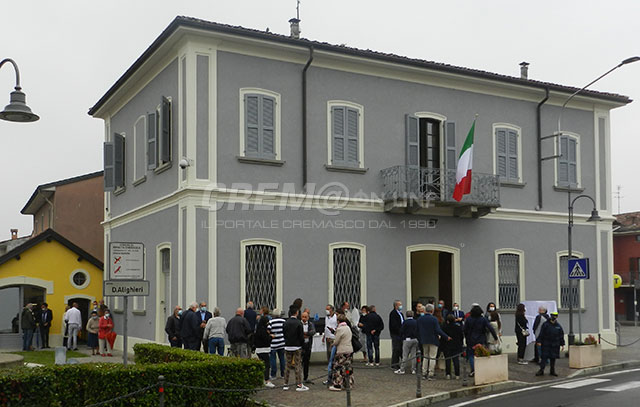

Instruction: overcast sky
[1,0,639,240]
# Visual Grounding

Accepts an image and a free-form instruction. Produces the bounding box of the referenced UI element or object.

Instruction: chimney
[10,229,18,240]
[519,61,530,79]
[289,18,301,39]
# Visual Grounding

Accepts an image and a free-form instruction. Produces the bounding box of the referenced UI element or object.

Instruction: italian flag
[453,119,476,202]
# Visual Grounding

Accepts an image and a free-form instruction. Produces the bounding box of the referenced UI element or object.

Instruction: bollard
[344,368,352,407]
[158,375,165,407]
[416,349,422,398]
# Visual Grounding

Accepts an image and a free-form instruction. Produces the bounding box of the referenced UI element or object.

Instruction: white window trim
[155,243,171,342]
[328,242,367,308]
[240,238,283,310]
[492,123,523,183]
[414,112,448,170]
[326,101,365,168]
[556,250,585,309]
[238,88,281,160]
[494,248,525,309]
[133,115,146,183]
[554,132,582,188]
[69,268,90,290]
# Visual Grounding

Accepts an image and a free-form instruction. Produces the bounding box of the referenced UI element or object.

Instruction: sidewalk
[254,326,640,407]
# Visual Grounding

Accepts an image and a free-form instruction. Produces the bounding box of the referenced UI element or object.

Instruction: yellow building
[0,229,103,348]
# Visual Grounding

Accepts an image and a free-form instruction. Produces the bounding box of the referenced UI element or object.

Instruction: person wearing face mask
[98,310,114,357]
[165,306,183,348]
[485,302,500,323]
[535,311,564,377]
[198,301,212,353]
[323,305,338,363]
[39,303,53,349]
[389,300,405,370]
[357,306,369,363]
[451,303,464,325]
[300,310,316,384]
[86,310,100,355]
[438,300,449,320]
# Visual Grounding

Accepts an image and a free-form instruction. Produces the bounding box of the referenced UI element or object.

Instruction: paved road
[437,368,640,407]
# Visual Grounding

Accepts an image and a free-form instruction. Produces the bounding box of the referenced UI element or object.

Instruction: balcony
[380,166,500,217]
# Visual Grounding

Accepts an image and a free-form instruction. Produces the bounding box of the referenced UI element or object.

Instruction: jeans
[270,348,285,377]
[327,345,337,382]
[391,335,403,369]
[258,352,270,381]
[208,337,225,355]
[467,346,475,372]
[67,323,79,350]
[366,334,380,363]
[22,329,34,351]
[34,326,40,349]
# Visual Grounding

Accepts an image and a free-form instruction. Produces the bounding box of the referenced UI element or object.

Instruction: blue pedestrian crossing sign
[568,258,590,279]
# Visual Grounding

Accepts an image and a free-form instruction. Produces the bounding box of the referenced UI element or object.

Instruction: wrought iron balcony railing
[380,165,500,208]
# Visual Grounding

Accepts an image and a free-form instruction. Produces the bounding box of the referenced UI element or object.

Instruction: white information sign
[103,280,150,296]
[109,242,144,280]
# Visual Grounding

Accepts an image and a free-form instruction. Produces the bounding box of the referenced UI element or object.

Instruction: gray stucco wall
[108,205,179,341]
[215,51,598,216]
[108,59,179,217]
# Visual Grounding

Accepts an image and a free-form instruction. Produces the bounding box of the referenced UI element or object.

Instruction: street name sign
[568,258,590,279]
[109,242,144,280]
[103,280,150,296]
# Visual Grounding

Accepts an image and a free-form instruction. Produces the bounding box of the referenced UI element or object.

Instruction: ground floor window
[245,244,277,310]
[332,247,362,309]
[497,252,521,310]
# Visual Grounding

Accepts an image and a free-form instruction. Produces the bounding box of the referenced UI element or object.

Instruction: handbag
[517,322,530,337]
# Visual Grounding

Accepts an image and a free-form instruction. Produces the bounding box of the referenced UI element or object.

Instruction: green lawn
[9,350,89,366]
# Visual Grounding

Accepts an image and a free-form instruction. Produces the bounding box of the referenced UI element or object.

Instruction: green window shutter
[496,129,507,178]
[245,95,260,157]
[104,141,115,191]
[114,133,125,188]
[507,130,519,181]
[161,97,172,163]
[346,108,359,166]
[332,106,346,164]
[147,112,157,170]
[405,114,419,167]
[261,96,276,159]
[445,122,456,170]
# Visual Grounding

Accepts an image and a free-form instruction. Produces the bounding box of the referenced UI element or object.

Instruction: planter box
[474,353,508,386]
[569,344,602,369]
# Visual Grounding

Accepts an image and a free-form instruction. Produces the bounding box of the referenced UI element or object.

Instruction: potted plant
[569,334,602,368]
[473,344,509,385]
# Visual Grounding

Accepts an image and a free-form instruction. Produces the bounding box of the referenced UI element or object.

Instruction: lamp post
[554,56,639,345]
[0,58,39,122]
[567,193,601,345]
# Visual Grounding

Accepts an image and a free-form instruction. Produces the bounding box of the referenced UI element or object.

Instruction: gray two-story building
[89,16,629,354]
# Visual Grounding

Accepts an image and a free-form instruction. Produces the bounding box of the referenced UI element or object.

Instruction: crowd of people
[165,297,567,392]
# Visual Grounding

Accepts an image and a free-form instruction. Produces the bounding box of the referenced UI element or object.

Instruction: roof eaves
[88,16,632,116]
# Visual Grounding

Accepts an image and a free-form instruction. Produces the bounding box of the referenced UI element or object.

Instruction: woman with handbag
[98,310,114,357]
[515,303,529,365]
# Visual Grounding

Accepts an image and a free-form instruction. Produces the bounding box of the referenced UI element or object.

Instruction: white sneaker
[375,363,380,366]
[411,369,416,375]
[446,374,451,380]
[264,382,275,388]
[296,385,309,392]
[282,386,289,391]
[394,369,405,374]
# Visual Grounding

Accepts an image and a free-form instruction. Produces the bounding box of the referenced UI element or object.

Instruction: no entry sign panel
[109,242,145,280]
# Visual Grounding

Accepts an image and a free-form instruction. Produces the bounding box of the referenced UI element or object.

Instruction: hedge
[0,345,264,407]
[133,343,231,364]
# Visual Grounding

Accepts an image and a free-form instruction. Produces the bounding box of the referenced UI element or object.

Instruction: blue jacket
[399,317,418,340]
[417,314,449,346]
[463,315,497,348]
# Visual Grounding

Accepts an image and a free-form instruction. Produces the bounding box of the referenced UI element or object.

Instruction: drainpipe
[536,87,549,210]
[44,196,55,230]
[302,46,314,192]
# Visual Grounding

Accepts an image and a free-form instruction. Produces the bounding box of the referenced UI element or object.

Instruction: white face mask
[453,307,459,311]
[325,309,330,316]
[489,307,496,312]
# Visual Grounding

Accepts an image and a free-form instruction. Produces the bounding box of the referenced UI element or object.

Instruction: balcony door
[406,114,456,201]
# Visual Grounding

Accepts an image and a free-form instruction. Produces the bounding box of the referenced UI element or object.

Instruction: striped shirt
[268,318,286,350]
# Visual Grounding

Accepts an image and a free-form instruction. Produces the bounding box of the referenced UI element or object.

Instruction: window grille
[560,255,579,308]
[245,244,277,310]
[333,248,361,310]
[498,253,520,309]
[161,248,171,274]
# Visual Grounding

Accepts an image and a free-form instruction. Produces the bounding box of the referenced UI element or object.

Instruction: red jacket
[98,316,113,339]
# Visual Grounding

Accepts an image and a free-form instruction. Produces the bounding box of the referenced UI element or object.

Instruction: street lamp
[567,193,600,345]
[0,58,39,122]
